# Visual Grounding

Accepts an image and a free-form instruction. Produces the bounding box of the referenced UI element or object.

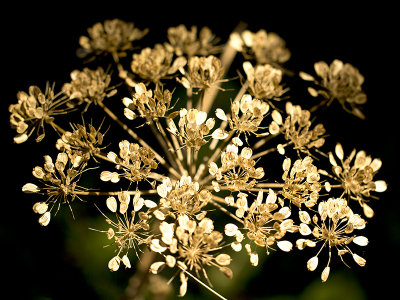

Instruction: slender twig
[177,266,228,300]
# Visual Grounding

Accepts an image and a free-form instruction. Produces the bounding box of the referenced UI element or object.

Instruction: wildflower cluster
[11,19,387,299]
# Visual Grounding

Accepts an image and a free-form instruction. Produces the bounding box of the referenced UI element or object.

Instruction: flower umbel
[11,19,388,300]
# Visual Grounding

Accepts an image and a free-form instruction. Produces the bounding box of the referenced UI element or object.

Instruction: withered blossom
[208,144,264,192]
[101,140,158,183]
[178,55,224,90]
[281,156,322,207]
[94,191,155,271]
[230,29,291,65]
[11,19,388,299]
[166,25,220,57]
[322,143,387,217]
[79,19,148,57]
[280,102,326,154]
[150,215,232,297]
[300,59,367,119]
[225,190,294,264]
[22,153,87,226]
[131,44,186,83]
[62,67,117,109]
[243,61,285,102]
[123,83,175,120]
[56,121,106,163]
[155,175,211,219]
[215,94,272,140]
[9,84,71,143]
[167,108,215,150]
[296,198,368,282]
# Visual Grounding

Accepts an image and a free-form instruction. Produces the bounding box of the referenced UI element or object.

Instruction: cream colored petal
[225,223,238,236]
[122,254,131,268]
[38,212,51,226]
[375,180,387,192]
[150,261,165,274]
[321,266,330,282]
[307,256,318,271]
[106,196,118,213]
[353,254,366,267]
[108,256,121,272]
[150,239,167,253]
[216,254,231,266]
[353,236,369,246]
[335,143,344,161]
[215,108,228,121]
[277,240,293,252]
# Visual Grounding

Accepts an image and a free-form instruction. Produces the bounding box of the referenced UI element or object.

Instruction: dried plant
[10,19,387,299]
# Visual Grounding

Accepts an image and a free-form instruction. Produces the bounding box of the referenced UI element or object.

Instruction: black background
[2,1,398,299]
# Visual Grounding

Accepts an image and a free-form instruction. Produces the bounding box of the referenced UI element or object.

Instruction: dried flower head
[209,144,264,192]
[225,190,294,261]
[216,94,272,139]
[280,102,326,154]
[296,198,368,282]
[281,156,322,208]
[243,61,285,102]
[79,19,148,57]
[230,29,290,65]
[300,59,367,119]
[22,152,87,225]
[123,83,175,120]
[166,25,220,57]
[62,67,117,109]
[131,44,186,83]
[178,55,224,90]
[168,108,215,150]
[9,84,71,143]
[150,215,232,296]
[101,140,158,183]
[56,121,106,163]
[96,191,155,271]
[323,143,387,217]
[156,176,211,218]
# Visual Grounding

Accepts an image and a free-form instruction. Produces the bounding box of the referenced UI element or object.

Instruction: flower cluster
[22,153,87,226]
[9,84,70,143]
[300,59,367,119]
[230,29,291,65]
[79,19,148,57]
[62,67,117,108]
[12,18,388,300]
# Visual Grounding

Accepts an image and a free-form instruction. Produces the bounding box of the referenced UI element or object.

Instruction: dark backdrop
[2,2,398,299]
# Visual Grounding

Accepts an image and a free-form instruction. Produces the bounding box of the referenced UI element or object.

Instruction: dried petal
[216,254,231,266]
[106,197,118,213]
[307,256,319,271]
[225,223,238,236]
[150,261,165,274]
[108,256,121,272]
[321,266,330,282]
[353,236,369,246]
[38,212,51,226]
[277,240,293,252]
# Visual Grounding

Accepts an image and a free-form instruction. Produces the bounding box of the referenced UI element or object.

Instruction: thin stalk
[210,198,243,224]
[251,147,277,159]
[199,22,247,114]
[155,119,186,176]
[75,190,157,196]
[148,119,178,171]
[49,121,66,135]
[177,266,227,300]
